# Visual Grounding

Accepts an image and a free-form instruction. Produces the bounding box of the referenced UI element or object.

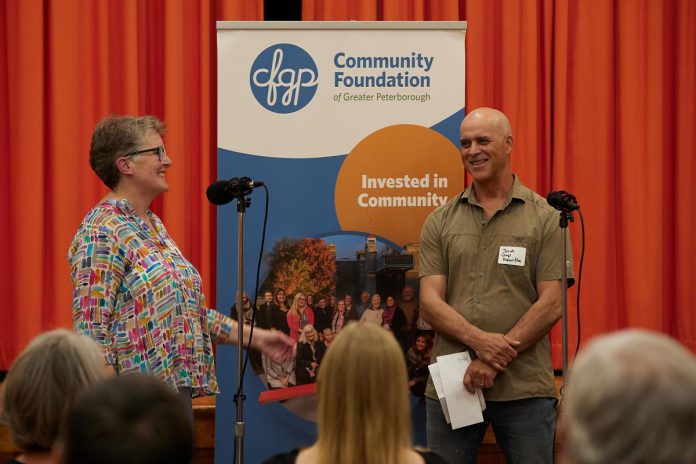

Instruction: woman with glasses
[68,115,294,407]
[287,292,314,342]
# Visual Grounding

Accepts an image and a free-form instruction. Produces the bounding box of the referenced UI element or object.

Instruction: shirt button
[476,299,481,304]
[480,220,486,225]
[478,273,483,277]
[482,246,486,250]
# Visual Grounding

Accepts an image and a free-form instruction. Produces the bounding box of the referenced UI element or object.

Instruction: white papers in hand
[436,351,486,429]
[428,362,451,424]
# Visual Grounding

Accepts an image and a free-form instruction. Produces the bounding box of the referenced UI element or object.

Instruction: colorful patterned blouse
[69,199,234,397]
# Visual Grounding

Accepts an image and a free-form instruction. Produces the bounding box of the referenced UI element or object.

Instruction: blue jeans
[426,396,557,464]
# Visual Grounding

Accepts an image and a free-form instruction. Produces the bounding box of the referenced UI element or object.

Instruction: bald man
[419,108,574,463]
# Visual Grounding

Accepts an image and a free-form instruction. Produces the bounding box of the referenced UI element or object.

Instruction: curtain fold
[552,0,696,355]
[0,0,262,369]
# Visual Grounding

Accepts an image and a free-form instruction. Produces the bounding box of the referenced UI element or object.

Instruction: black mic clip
[546,190,580,212]
[225,177,260,197]
[546,190,579,229]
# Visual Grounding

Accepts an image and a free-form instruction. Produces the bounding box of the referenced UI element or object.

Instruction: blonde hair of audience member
[563,329,696,464]
[0,329,106,456]
[311,323,419,464]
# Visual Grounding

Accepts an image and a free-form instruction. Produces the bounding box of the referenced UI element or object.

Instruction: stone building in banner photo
[335,235,420,302]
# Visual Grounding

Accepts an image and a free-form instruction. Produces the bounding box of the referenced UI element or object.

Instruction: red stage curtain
[0,0,262,369]
[303,0,696,363]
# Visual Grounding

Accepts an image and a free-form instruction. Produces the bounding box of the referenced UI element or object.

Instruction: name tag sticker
[498,246,526,266]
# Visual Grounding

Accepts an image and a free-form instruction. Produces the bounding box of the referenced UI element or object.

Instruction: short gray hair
[89,115,166,189]
[0,329,106,450]
[564,329,696,464]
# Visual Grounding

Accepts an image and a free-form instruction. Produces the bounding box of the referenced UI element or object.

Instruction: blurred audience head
[316,323,411,464]
[59,374,193,464]
[0,329,106,452]
[563,329,696,464]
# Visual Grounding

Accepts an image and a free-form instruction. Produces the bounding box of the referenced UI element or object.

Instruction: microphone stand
[234,195,251,464]
[558,209,574,387]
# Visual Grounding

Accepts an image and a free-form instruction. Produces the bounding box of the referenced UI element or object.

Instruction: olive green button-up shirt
[420,175,574,401]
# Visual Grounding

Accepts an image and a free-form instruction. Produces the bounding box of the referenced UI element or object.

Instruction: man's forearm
[506,280,562,353]
[421,296,481,347]
[420,275,481,347]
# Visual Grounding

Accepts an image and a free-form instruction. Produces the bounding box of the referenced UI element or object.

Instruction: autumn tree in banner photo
[264,238,337,297]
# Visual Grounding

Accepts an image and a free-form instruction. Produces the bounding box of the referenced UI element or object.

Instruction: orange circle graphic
[335,124,464,247]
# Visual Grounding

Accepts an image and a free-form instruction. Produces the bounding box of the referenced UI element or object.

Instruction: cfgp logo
[250,43,319,114]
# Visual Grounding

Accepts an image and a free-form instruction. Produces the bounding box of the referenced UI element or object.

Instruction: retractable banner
[216,21,466,463]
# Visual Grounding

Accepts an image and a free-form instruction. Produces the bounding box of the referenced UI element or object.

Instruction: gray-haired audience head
[563,329,696,464]
[59,374,193,464]
[0,329,106,452]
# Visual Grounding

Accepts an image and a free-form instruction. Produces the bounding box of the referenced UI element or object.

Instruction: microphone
[546,190,580,211]
[206,177,265,205]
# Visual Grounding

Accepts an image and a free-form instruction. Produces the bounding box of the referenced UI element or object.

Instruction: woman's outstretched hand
[253,329,296,363]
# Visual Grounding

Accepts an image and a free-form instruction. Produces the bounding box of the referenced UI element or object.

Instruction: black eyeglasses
[124,146,167,162]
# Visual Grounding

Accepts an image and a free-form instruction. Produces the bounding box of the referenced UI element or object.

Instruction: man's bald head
[461,107,512,139]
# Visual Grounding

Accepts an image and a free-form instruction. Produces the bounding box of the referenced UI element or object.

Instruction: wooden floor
[1,379,564,463]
